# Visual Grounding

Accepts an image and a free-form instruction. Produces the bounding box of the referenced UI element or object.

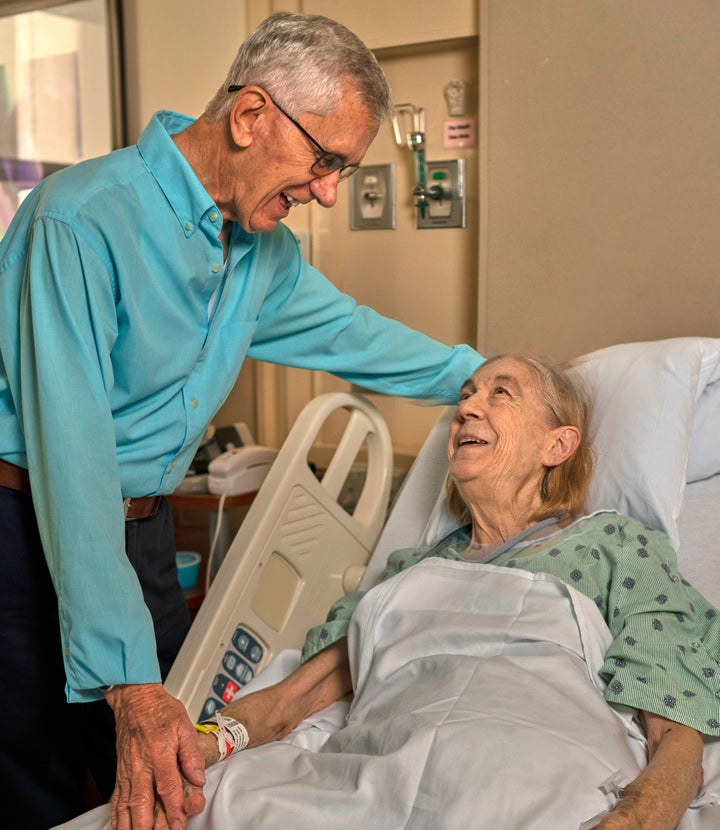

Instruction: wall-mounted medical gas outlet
[350,164,395,230]
[417,159,466,229]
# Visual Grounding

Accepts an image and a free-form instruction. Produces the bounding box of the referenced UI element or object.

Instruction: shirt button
[211,262,221,273]
[167,463,174,473]
[184,221,193,231]
[190,398,199,408]
[209,211,219,223]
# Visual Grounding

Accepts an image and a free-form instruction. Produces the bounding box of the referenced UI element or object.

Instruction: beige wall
[121,0,248,140]
[479,0,720,360]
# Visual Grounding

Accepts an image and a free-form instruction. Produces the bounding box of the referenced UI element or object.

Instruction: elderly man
[0,11,482,830]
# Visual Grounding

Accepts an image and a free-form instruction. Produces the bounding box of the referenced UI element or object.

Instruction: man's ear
[544,426,581,468]
[228,87,270,149]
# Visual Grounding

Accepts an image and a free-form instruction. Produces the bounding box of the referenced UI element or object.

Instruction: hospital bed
[57,336,720,830]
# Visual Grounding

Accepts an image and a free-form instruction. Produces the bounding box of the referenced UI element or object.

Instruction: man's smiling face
[227,84,378,234]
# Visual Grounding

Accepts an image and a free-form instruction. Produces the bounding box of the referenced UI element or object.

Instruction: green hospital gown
[302,510,720,736]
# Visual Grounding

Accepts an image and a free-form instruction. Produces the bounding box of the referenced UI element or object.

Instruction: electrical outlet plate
[417,159,466,229]
[349,163,395,230]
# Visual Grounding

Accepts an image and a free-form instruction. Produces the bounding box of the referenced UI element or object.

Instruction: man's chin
[247,212,284,233]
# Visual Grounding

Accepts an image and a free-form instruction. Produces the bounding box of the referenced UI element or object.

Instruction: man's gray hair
[206,12,392,124]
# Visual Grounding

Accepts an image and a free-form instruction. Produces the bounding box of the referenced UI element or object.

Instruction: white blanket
[57,561,720,830]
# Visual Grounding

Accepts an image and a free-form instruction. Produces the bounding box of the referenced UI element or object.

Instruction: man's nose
[309,172,340,207]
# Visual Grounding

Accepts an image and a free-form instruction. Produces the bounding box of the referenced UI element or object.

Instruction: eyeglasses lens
[311,154,359,180]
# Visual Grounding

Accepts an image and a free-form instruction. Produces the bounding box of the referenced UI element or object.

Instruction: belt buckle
[123,497,133,520]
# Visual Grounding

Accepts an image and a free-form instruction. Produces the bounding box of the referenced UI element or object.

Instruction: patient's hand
[590,794,644,829]
[152,781,205,830]
[591,711,703,830]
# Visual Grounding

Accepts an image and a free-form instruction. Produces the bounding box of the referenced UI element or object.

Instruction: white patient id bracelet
[195,713,249,761]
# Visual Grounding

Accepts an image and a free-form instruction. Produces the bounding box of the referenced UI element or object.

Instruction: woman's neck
[463,485,544,549]
[465,514,567,561]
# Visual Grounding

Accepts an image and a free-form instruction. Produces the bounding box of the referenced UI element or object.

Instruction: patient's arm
[197,637,351,765]
[594,711,703,830]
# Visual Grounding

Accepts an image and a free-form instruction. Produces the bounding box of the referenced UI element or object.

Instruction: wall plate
[350,163,395,230]
[417,159,466,229]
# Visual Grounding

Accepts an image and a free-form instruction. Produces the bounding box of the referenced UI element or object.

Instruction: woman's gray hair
[205,12,392,124]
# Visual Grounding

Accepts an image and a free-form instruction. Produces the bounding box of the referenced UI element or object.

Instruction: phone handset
[207,446,278,495]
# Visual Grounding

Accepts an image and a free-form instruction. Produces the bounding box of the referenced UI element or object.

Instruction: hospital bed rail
[164,391,393,723]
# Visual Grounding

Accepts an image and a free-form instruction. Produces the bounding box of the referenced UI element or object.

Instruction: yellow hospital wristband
[194,722,219,735]
[195,715,249,760]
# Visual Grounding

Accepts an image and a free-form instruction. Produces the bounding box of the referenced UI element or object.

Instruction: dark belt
[0,457,30,492]
[0,458,162,521]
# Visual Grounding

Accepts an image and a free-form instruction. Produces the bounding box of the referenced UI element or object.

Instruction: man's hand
[105,683,207,830]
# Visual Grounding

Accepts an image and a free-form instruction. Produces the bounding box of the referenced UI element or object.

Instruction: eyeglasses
[228,85,360,180]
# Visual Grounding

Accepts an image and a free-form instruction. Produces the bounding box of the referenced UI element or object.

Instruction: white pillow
[569,337,720,549]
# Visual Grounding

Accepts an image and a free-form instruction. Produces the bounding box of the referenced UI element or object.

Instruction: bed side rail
[164,392,393,722]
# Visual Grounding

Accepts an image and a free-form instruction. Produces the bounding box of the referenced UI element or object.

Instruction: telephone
[207,445,279,495]
[175,422,259,494]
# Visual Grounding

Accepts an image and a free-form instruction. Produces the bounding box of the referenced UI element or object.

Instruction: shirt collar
[137,110,217,237]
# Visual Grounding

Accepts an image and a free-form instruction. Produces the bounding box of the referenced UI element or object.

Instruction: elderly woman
[71,355,719,830]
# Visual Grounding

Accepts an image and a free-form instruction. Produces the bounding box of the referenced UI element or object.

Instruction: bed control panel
[198,625,266,720]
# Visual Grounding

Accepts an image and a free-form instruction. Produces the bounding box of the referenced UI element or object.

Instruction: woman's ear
[544,426,581,468]
[229,87,269,149]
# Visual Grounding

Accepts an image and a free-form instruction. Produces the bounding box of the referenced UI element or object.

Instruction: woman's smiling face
[447,357,560,495]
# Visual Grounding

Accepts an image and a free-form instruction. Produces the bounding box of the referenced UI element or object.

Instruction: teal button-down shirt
[0,110,482,701]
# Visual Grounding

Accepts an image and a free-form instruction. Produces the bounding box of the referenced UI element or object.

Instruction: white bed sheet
[56,561,720,830]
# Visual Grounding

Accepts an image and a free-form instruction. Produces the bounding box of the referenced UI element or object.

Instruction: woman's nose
[309,172,340,208]
[457,395,483,420]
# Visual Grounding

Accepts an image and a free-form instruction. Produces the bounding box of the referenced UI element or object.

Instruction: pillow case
[568,337,720,549]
